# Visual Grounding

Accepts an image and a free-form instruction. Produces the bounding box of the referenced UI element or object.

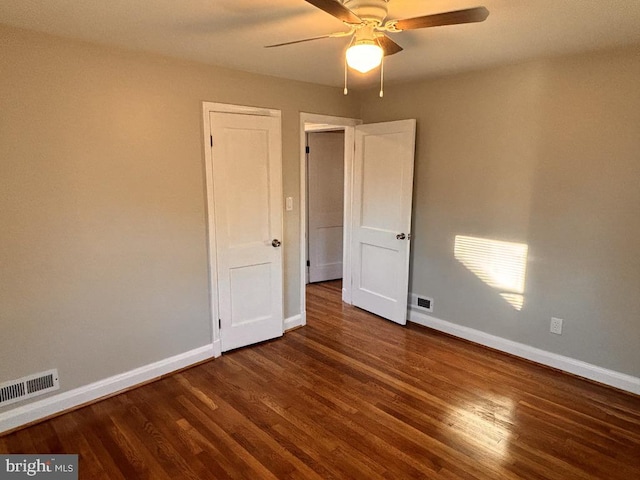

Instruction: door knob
[396,233,406,240]
[272,239,281,247]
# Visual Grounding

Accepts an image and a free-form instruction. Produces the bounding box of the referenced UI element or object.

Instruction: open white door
[351,119,416,325]
[210,111,284,351]
[307,131,345,283]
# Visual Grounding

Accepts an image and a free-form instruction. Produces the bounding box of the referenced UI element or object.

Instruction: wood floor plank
[1,279,639,479]
[201,356,389,479]
[50,414,118,480]
[174,394,281,480]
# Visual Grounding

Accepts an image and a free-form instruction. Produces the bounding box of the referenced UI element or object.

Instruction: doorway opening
[299,114,361,326]
[299,115,416,327]
[306,128,344,284]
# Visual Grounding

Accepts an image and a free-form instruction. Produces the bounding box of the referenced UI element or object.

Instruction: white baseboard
[408,308,640,395]
[0,344,216,434]
[285,314,304,331]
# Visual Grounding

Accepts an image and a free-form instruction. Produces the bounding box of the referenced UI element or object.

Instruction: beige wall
[0,25,359,408]
[2,22,638,418]
[360,46,640,377]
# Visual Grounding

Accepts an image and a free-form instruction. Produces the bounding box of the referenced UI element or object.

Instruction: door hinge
[305,146,310,154]
[307,260,310,267]
[218,318,221,329]
[210,135,213,147]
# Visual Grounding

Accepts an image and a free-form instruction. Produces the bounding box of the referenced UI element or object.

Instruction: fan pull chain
[379,56,384,98]
[344,55,349,95]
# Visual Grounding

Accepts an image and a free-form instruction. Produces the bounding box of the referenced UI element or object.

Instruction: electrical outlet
[550,317,563,335]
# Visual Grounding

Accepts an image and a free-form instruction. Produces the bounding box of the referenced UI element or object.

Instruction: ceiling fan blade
[304,0,361,24]
[265,34,335,48]
[377,35,403,56]
[394,6,489,31]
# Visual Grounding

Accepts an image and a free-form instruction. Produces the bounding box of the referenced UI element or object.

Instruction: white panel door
[308,131,345,283]
[351,120,416,325]
[210,112,283,351]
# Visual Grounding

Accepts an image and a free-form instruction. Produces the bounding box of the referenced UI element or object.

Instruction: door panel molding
[203,102,282,352]
[351,119,416,325]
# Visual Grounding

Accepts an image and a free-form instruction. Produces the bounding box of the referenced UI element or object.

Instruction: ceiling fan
[266,0,489,94]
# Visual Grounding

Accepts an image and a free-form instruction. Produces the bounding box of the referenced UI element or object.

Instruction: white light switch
[285,197,293,211]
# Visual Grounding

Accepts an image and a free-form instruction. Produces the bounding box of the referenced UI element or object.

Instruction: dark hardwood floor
[2,280,639,478]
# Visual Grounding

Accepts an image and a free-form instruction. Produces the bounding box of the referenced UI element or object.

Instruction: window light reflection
[454,235,528,310]
[445,398,515,459]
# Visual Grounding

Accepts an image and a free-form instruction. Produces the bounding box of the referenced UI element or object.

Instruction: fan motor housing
[344,0,388,25]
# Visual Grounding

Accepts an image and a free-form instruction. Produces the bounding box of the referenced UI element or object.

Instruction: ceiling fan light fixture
[346,40,383,73]
[266,2,490,85]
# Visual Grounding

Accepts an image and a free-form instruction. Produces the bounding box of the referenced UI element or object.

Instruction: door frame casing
[203,102,282,357]
[299,113,362,325]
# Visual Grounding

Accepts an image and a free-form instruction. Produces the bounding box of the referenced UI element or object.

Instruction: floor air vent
[0,369,59,407]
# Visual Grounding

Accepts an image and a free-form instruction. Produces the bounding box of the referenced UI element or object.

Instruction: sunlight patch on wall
[454,235,528,310]
[499,293,525,311]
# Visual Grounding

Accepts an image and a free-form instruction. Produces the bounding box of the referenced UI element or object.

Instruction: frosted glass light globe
[346,43,383,73]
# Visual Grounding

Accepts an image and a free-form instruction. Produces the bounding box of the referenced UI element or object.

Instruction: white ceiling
[2,0,640,88]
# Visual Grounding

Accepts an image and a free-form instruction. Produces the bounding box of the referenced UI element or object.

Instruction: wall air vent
[417,297,432,310]
[410,293,434,313]
[0,369,59,407]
